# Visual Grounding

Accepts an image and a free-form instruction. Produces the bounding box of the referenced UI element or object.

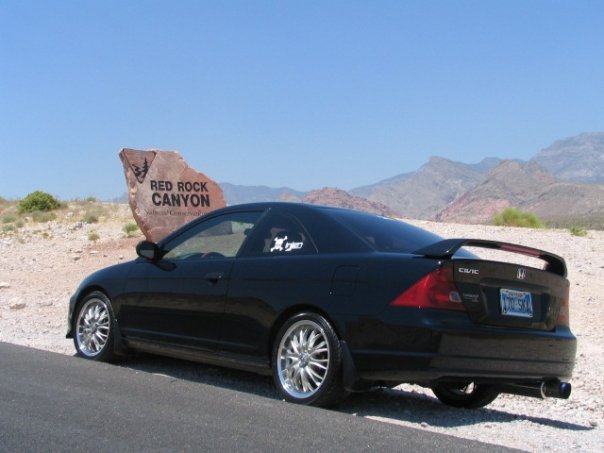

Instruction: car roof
[215,201,346,210]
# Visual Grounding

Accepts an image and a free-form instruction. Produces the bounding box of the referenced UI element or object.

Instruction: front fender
[65,261,135,338]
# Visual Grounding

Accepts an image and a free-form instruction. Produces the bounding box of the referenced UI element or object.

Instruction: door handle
[204,272,224,283]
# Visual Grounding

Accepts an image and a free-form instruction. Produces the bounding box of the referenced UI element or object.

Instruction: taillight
[556,284,570,327]
[390,264,465,312]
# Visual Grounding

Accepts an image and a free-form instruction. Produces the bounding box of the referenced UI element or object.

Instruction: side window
[245,212,316,256]
[162,211,262,260]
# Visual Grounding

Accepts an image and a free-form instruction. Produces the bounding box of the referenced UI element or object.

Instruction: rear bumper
[343,314,576,384]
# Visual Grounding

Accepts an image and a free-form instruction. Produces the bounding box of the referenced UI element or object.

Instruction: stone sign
[119,148,226,242]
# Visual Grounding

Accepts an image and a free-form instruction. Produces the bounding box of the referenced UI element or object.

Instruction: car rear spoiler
[413,238,567,277]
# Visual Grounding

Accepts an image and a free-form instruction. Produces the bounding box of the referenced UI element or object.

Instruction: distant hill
[220,183,306,205]
[530,132,604,183]
[216,132,604,228]
[219,183,395,216]
[350,156,501,218]
[302,187,396,216]
[351,171,414,198]
[436,160,604,228]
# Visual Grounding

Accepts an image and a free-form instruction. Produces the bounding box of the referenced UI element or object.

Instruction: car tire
[272,312,348,407]
[432,382,499,408]
[73,291,116,362]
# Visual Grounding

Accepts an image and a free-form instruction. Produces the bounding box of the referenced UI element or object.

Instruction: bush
[85,196,97,202]
[83,213,99,224]
[123,222,140,237]
[32,211,57,223]
[493,208,544,228]
[88,232,100,242]
[18,191,62,213]
[1,214,17,224]
[569,226,587,237]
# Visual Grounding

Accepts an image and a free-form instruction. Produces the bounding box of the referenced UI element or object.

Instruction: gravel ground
[0,210,602,452]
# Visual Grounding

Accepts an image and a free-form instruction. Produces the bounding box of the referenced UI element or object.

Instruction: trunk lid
[414,239,569,331]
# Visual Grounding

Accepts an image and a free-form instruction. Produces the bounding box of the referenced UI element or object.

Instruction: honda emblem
[517,268,527,280]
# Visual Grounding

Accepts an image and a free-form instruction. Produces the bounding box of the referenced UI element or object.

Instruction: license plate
[500,288,533,318]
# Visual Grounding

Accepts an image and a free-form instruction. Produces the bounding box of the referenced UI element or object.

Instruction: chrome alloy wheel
[276,319,330,399]
[75,298,111,358]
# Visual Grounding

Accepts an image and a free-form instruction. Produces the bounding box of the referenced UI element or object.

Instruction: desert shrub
[1,214,17,224]
[493,208,544,228]
[83,213,99,224]
[88,232,100,242]
[32,210,57,223]
[569,226,587,237]
[15,220,24,229]
[0,196,7,204]
[85,196,97,202]
[123,222,139,237]
[18,191,62,213]
[2,224,15,232]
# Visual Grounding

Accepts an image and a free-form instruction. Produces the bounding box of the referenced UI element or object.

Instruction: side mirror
[136,240,160,261]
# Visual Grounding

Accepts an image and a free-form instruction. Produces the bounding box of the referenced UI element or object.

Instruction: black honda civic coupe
[67,202,576,408]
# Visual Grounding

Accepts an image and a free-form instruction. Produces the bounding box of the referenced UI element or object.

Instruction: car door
[118,210,263,352]
[221,211,322,358]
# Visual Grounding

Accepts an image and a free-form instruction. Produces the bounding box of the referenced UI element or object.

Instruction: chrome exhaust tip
[543,380,571,399]
[498,380,571,399]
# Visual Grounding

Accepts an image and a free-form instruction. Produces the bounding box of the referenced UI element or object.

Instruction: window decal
[270,233,304,253]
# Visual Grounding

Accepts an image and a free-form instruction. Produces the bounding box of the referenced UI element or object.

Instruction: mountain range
[221,132,604,228]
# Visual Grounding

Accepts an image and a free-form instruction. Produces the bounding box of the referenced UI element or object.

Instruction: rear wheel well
[268,305,343,366]
[270,309,350,406]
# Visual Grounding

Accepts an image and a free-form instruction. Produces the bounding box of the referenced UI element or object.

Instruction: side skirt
[124,337,272,376]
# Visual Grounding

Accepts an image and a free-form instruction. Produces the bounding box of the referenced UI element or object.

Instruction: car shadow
[339,387,592,431]
[117,353,591,433]
[117,353,278,400]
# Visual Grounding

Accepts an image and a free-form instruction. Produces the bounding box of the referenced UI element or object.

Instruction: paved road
[0,343,519,452]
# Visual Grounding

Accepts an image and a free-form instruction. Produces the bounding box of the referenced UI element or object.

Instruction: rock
[10,302,26,310]
[119,148,226,242]
[0,282,9,289]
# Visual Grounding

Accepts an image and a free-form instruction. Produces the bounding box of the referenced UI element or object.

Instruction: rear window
[327,209,442,253]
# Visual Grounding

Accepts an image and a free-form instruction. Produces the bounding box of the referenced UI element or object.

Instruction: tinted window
[327,210,442,253]
[162,211,262,260]
[244,212,316,256]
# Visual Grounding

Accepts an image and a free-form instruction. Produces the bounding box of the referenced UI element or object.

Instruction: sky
[1,1,603,200]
